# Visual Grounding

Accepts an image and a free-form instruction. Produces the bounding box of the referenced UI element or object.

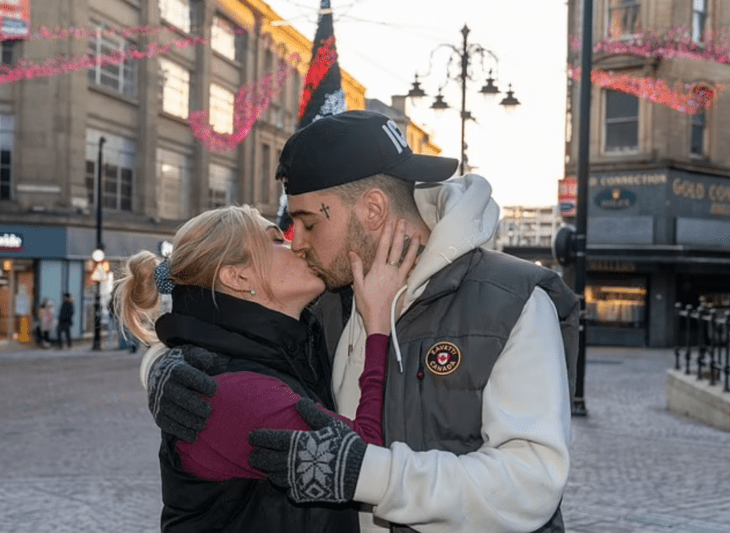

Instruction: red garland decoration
[568,67,726,115]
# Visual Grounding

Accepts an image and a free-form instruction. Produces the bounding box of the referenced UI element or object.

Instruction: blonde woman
[116,205,417,533]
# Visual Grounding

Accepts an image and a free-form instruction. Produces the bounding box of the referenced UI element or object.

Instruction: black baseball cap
[276,110,458,195]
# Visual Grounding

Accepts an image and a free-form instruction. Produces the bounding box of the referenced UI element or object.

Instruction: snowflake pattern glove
[249,398,366,504]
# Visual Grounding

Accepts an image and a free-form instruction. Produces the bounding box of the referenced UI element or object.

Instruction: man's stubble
[312,212,377,292]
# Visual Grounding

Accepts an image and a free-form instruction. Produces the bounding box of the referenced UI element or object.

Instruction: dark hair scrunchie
[154,259,175,295]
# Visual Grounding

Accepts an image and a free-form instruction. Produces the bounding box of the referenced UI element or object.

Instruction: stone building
[0,0,370,342]
[565,0,730,347]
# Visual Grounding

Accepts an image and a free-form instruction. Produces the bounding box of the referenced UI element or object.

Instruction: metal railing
[674,303,730,393]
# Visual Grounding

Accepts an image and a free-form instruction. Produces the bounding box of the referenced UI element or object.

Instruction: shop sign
[594,188,636,209]
[559,176,577,217]
[589,173,667,188]
[588,261,637,272]
[0,0,30,36]
[672,177,730,217]
[0,232,23,251]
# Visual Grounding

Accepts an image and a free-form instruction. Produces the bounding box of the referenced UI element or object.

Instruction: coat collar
[156,285,309,361]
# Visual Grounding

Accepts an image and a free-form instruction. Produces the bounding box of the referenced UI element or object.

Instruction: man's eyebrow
[289,209,318,218]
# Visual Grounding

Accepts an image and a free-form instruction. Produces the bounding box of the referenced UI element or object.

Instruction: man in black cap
[145,111,579,533]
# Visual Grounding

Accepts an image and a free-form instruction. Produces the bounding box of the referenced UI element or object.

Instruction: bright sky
[266,0,569,209]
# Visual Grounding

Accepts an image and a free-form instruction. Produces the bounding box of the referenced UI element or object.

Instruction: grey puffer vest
[383,249,579,533]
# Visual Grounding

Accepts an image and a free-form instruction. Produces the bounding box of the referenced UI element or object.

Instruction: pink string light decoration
[0,34,209,84]
[0,25,167,42]
[0,21,298,150]
[0,23,252,42]
[189,52,302,152]
[570,26,730,65]
[569,67,726,115]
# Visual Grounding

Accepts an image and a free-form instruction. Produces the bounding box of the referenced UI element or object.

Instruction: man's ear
[357,188,389,231]
[218,264,251,293]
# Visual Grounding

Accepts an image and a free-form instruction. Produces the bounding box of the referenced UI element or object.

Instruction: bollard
[708,309,717,386]
[723,311,730,392]
[685,304,693,375]
[696,305,706,380]
[674,302,684,371]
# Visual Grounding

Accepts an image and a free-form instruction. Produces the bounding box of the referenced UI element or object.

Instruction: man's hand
[147,345,218,442]
[249,398,366,503]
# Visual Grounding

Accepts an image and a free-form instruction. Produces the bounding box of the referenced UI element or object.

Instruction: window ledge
[159,110,191,126]
[88,84,139,106]
[594,151,653,165]
[211,50,240,68]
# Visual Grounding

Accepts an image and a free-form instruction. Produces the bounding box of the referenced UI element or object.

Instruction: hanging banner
[0,0,30,36]
[276,0,346,235]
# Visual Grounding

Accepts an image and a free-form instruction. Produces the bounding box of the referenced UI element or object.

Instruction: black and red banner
[277,0,346,235]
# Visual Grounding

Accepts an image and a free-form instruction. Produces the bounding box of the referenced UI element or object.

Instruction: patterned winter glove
[249,398,366,504]
[147,345,219,442]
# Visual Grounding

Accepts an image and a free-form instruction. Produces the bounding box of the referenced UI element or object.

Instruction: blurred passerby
[56,293,74,349]
[39,298,56,348]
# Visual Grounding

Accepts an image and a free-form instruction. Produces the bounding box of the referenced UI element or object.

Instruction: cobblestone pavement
[563,347,730,533]
[0,344,729,532]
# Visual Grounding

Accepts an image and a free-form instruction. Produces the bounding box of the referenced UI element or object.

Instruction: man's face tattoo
[319,203,330,219]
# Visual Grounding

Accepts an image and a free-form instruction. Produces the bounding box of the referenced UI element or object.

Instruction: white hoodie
[333,175,571,533]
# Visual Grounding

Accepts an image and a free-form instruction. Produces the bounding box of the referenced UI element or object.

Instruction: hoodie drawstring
[390,285,408,373]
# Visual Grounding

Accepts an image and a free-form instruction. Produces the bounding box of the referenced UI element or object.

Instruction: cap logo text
[381,120,408,154]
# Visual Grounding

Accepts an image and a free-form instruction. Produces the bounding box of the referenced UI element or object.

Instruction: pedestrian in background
[106,299,119,350]
[56,293,74,349]
[39,298,56,348]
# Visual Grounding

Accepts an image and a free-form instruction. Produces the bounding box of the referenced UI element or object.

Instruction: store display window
[586,277,647,328]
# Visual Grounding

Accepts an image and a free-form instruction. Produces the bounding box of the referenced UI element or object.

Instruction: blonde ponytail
[114,251,161,346]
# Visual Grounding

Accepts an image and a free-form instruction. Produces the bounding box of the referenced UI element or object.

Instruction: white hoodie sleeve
[353,287,571,533]
[139,342,168,390]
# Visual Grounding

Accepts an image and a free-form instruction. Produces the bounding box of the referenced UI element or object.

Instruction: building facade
[565,0,730,347]
[494,205,562,270]
[0,0,369,343]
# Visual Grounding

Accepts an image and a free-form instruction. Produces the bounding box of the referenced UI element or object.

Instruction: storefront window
[586,279,647,327]
[0,259,36,343]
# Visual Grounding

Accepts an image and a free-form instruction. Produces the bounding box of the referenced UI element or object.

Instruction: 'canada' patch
[425,342,461,376]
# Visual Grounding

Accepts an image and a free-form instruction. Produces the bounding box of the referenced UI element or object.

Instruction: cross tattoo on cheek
[319,203,330,219]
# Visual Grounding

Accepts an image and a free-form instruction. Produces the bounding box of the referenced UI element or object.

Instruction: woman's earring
[249,288,256,296]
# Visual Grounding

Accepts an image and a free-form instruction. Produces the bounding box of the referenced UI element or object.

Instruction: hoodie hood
[402,174,500,309]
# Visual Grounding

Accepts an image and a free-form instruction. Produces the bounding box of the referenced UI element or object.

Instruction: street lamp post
[406,25,520,175]
[92,136,106,351]
[571,0,594,417]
